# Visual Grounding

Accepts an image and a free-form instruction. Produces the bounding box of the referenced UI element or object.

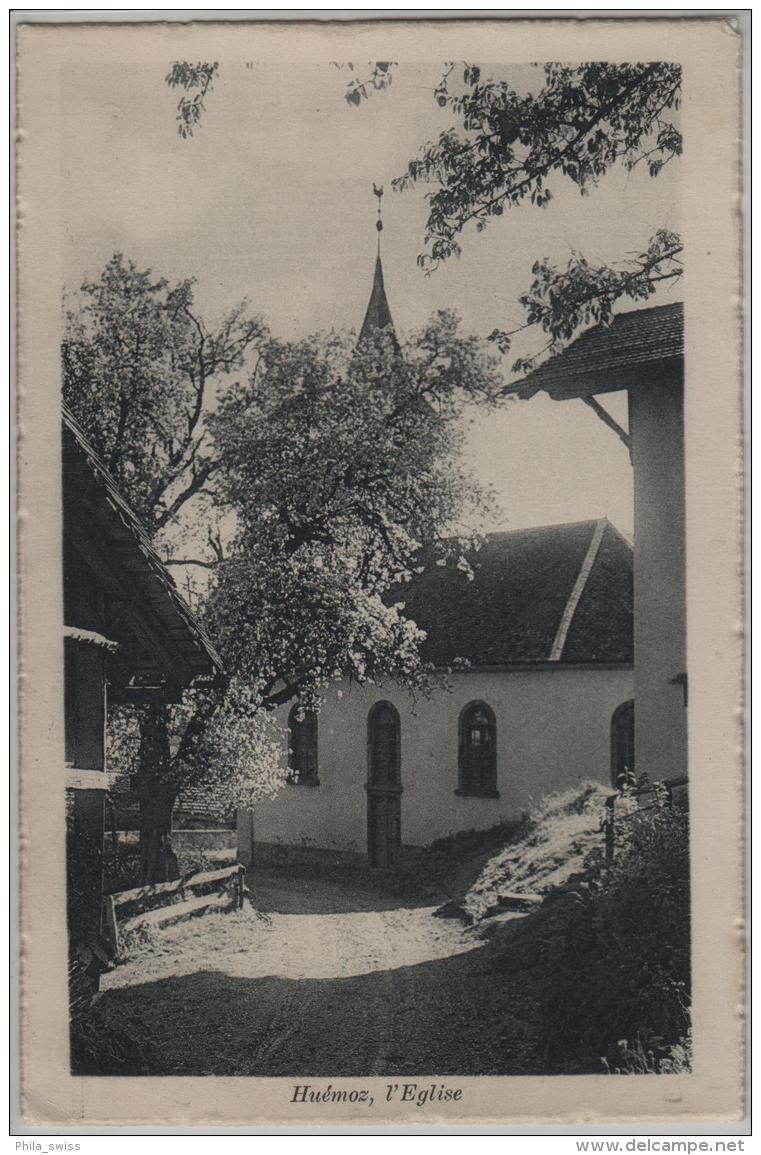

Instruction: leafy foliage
[344,59,683,364]
[63,255,278,879]
[63,253,266,539]
[491,228,682,373]
[495,788,691,1073]
[169,682,288,811]
[204,313,504,709]
[66,257,503,876]
[165,61,219,138]
[107,682,287,814]
[390,62,681,266]
[333,61,397,106]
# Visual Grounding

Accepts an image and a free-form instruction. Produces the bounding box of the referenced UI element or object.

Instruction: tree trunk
[136,699,180,885]
[139,787,179,884]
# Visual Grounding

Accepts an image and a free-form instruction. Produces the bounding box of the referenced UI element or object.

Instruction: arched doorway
[366,701,402,867]
[611,699,635,788]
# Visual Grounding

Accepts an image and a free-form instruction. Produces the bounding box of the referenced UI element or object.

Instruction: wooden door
[367,702,401,868]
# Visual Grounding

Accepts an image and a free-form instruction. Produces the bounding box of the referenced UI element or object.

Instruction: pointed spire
[359,254,396,342]
[359,185,397,346]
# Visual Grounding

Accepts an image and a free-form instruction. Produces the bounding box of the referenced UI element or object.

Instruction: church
[246,220,635,869]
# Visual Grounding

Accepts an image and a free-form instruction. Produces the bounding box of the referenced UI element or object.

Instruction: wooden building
[62,404,223,987]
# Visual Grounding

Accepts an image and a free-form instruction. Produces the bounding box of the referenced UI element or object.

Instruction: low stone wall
[250,840,367,870]
[111,808,235,833]
[105,828,236,852]
[172,828,236,852]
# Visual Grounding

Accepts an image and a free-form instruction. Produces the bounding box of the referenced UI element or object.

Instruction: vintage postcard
[15,15,745,1129]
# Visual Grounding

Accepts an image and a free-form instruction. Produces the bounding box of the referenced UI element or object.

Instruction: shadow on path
[97,937,542,1077]
[250,868,429,915]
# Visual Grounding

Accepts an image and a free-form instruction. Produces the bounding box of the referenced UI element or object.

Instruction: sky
[61,61,682,538]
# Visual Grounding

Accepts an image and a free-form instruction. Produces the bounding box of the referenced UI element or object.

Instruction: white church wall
[252,666,633,858]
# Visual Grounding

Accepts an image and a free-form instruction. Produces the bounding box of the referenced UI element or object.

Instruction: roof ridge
[548,518,607,661]
[481,518,602,540]
[429,519,611,549]
[608,300,683,319]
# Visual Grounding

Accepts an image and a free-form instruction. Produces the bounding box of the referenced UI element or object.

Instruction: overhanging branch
[165,558,217,569]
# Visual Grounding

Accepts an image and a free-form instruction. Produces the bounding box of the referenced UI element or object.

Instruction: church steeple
[359,185,397,346]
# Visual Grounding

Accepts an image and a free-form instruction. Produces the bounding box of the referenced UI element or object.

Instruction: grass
[454,781,624,922]
[486,785,691,1073]
[70,992,168,1075]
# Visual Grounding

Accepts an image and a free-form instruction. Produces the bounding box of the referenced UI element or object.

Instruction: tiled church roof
[393,519,633,667]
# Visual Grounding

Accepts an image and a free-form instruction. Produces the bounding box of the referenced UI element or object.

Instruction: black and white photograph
[16,15,744,1129]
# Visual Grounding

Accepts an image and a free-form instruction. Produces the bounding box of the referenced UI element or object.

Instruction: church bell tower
[359,185,398,347]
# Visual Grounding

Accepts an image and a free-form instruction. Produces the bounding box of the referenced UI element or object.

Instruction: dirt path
[100,871,541,1076]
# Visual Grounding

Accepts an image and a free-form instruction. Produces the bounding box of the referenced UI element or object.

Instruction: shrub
[103,840,142,894]
[601,1031,692,1075]
[495,789,690,1074]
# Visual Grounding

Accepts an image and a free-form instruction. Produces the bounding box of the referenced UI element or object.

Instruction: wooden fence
[602,775,688,860]
[102,862,246,959]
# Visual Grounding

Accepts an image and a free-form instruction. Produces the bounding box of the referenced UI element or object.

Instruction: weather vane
[372,184,384,250]
[372,184,384,227]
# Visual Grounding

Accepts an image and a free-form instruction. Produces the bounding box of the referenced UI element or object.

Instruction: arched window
[457,701,498,798]
[287,705,319,785]
[611,699,635,789]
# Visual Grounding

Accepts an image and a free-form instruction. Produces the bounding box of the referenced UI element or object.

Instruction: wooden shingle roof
[393,519,633,667]
[63,405,224,686]
[510,302,684,400]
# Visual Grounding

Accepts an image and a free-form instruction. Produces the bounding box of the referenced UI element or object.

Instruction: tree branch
[153,459,217,531]
[164,558,218,569]
[415,65,664,244]
[261,677,309,709]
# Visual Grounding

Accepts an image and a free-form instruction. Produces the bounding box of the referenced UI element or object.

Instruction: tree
[63,253,267,546]
[108,314,502,880]
[164,60,682,373]
[64,254,270,881]
[490,228,682,376]
[66,258,503,880]
[107,682,286,882]
[204,313,504,711]
[386,62,682,373]
[391,63,681,264]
